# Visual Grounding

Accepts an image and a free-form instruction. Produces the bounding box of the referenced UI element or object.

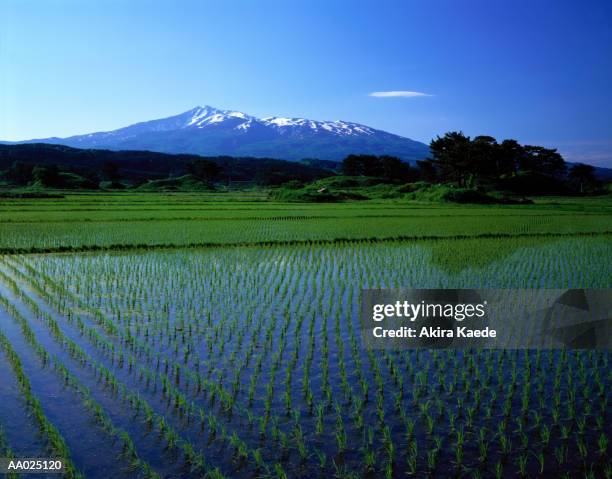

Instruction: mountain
[14,106,430,162]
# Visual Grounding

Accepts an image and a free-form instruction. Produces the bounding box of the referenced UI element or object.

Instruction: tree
[379,155,414,182]
[186,159,221,182]
[341,154,380,176]
[32,164,60,187]
[341,155,361,176]
[521,146,567,178]
[497,139,524,176]
[427,132,568,189]
[102,161,121,183]
[6,161,34,185]
[569,163,597,193]
[340,154,413,182]
[429,131,473,186]
[471,136,499,179]
[416,159,437,182]
[81,170,101,189]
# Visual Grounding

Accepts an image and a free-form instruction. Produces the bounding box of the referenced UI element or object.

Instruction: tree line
[0,137,602,194]
[341,132,600,194]
[0,144,334,189]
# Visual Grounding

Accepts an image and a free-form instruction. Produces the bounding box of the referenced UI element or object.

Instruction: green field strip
[2,212,611,224]
[2,208,610,253]
[0,230,610,256]
[1,204,610,214]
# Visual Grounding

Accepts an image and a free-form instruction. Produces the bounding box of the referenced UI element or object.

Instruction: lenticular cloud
[369,91,431,98]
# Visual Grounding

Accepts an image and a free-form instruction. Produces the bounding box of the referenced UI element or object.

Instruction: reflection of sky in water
[28,237,612,328]
[1,236,610,478]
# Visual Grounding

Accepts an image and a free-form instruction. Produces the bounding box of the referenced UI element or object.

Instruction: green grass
[135,174,215,192]
[0,192,611,253]
[272,177,548,203]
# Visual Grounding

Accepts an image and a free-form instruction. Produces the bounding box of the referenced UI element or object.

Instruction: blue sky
[1,0,611,165]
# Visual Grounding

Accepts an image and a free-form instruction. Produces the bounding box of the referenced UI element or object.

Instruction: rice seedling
[0,328,82,479]
[598,433,609,456]
[0,426,19,479]
[516,453,528,477]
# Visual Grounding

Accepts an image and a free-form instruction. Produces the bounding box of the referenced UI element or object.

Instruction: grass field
[1,193,611,253]
[0,192,610,478]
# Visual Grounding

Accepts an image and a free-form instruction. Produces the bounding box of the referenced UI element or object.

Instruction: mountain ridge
[9,106,430,162]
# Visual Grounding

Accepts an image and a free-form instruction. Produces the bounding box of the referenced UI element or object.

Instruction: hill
[0,143,337,186]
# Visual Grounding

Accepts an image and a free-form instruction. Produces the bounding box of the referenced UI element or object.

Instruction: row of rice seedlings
[357,340,608,475]
[75,274,604,479]
[85,289,302,464]
[14,251,330,458]
[31,244,608,476]
[0,424,19,479]
[3,210,611,253]
[14,238,612,476]
[25,237,608,320]
[0,275,161,478]
[0,326,81,479]
[2,258,302,476]
[19,240,604,378]
[16,253,264,393]
[72,256,338,470]
[0,268,224,479]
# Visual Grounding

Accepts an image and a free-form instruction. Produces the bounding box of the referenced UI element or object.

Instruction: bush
[57,172,99,189]
[0,191,65,199]
[272,186,368,202]
[404,184,532,204]
[442,188,498,204]
[134,175,214,192]
[311,176,384,189]
[279,180,304,189]
[497,172,569,195]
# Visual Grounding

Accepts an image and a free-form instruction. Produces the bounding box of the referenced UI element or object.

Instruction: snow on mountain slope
[132,105,379,137]
[15,106,430,162]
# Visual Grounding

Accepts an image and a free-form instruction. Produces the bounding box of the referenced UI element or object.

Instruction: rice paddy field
[0,192,611,478]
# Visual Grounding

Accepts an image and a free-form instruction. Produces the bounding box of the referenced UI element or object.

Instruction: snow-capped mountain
[17,106,430,162]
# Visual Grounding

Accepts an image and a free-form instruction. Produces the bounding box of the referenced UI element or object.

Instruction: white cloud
[369,91,432,98]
